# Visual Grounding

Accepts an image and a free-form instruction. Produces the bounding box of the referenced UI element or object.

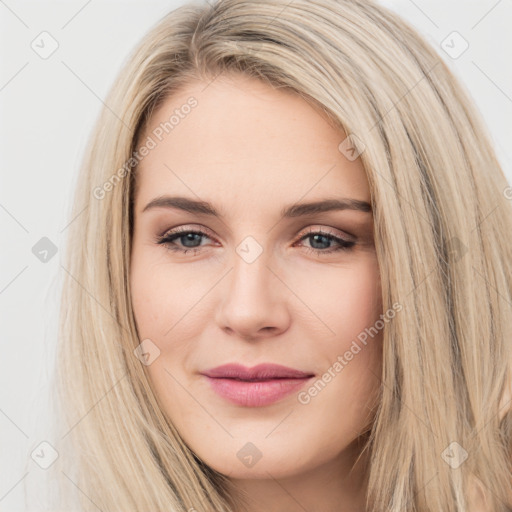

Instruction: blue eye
[297,230,355,254]
[156,228,212,255]
[155,227,355,256]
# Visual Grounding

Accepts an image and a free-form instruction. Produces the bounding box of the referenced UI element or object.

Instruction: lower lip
[203,375,313,407]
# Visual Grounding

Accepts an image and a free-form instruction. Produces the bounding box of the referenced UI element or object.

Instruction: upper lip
[200,363,315,380]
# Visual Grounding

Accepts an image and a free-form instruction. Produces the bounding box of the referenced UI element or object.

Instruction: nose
[214,250,291,341]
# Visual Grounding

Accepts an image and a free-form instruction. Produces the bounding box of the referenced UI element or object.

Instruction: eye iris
[181,233,202,247]
[310,234,331,249]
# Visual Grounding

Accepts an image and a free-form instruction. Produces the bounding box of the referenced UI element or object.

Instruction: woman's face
[130,73,383,483]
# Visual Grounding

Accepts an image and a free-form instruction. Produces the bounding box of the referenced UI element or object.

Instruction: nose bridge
[214,236,290,338]
[228,239,274,303]
[225,229,272,289]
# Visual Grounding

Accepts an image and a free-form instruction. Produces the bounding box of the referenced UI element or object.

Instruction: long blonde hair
[51,0,512,510]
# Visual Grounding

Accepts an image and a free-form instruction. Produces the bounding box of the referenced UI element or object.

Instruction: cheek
[130,249,207,339]
[334,260,383,378]
[295,257,383,413]
[129,251,200,419]
[292,255,382,343]
[337,260,382,335]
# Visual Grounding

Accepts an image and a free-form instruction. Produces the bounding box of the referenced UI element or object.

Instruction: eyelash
[155,226,356,256]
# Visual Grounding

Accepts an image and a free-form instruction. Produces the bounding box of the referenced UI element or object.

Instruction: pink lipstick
[200,363,315,407]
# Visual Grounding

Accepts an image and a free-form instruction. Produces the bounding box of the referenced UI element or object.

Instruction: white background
[1,0,511,510]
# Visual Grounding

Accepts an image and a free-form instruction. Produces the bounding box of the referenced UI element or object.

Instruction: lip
[201,363,314,380]
[200,363,315,407]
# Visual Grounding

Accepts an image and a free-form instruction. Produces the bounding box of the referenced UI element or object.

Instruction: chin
[197,441,316,480]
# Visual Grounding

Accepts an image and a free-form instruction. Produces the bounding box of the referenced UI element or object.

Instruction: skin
[130,72,383,512]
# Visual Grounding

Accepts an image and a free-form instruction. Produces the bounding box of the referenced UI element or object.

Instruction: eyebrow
[142,195,372,218]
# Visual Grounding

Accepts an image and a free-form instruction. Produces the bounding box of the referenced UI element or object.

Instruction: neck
[227,436,370,512]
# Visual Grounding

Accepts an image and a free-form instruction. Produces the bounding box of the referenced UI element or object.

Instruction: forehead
[134,74,370,210]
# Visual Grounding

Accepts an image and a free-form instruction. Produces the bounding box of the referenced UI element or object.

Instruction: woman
[53,0,512,510]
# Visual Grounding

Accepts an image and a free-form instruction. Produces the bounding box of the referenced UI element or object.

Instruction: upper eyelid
[300,226,354,240]
[158,224,214,238]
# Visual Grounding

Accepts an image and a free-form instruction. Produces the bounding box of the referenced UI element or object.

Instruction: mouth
[200,363,315,407]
